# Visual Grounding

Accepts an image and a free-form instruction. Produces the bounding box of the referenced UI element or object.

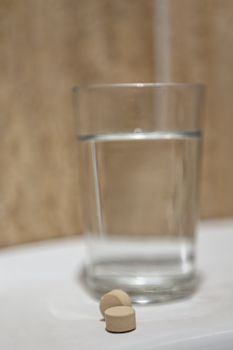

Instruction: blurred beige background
[0,0,232,246]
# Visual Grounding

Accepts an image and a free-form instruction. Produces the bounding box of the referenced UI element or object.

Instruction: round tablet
[100,289,132,316]
[105,306,136,333]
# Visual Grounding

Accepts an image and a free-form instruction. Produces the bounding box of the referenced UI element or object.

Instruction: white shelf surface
[0,220,233,349]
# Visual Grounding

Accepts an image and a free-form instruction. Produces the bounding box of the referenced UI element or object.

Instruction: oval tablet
[105,306,136,333]
[100,289,132,316]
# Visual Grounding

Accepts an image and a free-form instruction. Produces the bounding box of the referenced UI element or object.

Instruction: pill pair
[100,289,136,333]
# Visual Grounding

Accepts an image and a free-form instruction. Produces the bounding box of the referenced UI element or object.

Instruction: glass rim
[72,82,205,93]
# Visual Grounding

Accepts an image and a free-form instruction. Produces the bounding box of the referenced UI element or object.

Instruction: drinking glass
[73,83,205,303]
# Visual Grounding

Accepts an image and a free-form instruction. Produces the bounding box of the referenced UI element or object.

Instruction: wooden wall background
[0,0,232,246]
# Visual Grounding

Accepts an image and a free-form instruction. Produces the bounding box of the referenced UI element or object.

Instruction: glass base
[83,265,197,304]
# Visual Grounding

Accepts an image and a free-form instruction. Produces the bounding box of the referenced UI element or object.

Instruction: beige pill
[105,306,136,333]
[100,289,132,316]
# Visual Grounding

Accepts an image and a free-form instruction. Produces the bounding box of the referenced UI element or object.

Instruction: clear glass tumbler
[73,83,205,304]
